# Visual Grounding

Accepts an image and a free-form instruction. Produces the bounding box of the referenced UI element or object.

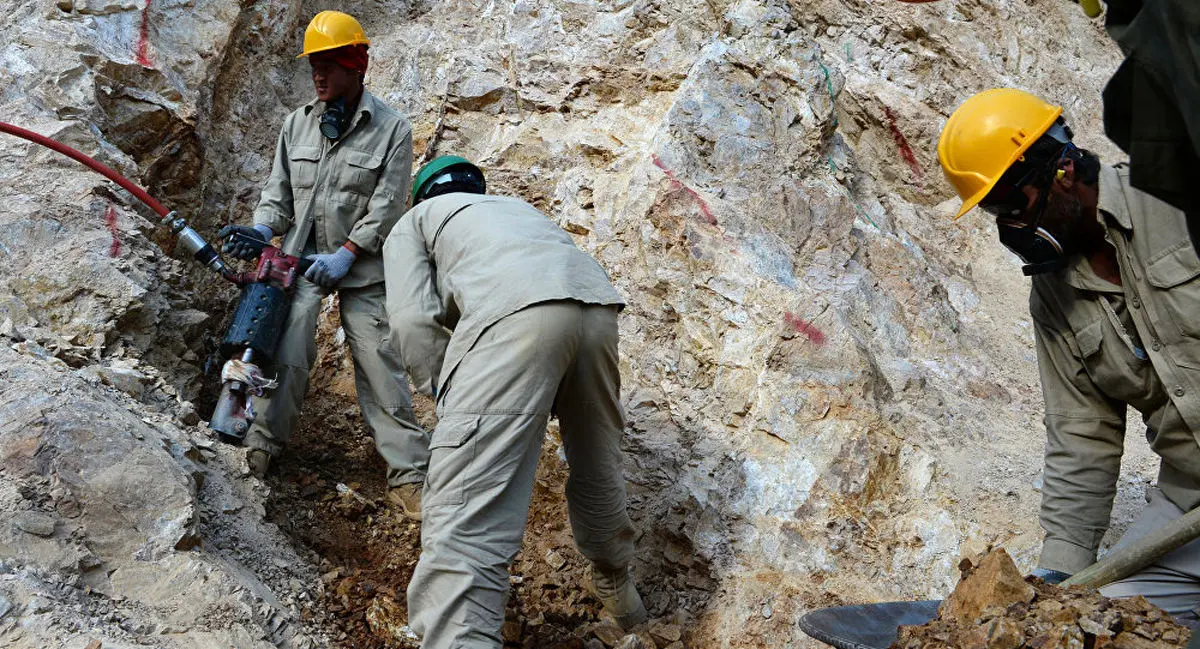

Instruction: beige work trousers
[407,301,636,649]
[244,279,430,487]
[1101,488,1200,621]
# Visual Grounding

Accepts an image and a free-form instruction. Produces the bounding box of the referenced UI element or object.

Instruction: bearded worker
[939,88,1200,620]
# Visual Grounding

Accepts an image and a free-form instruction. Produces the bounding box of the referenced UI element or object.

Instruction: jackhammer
[0,120,303,445]
[207,236,312,443]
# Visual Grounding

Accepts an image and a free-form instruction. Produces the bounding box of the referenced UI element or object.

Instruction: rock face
[0,0,1158,647]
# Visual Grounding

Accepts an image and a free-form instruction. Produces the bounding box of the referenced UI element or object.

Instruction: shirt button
[1131,297,1142,308]
[1175,386,1186,397]
[1152,340,1162,352]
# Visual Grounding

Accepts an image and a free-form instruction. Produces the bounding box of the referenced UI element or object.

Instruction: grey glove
[217,224,273,260]
[304,245,357,288]
[1030,567,1072,585]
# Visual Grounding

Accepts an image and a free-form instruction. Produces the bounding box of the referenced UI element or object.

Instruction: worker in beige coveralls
[939,88,1200,620]
[382,156,647,648]
[218,11,429,517]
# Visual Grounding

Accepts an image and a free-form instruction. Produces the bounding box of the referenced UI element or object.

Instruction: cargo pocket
[424,414,480,508]
[288,145,322,189]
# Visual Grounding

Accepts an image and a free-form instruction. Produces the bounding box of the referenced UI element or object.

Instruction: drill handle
[230,230,271,255]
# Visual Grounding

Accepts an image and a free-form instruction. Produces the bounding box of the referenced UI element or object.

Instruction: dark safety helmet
[411,155,486,206]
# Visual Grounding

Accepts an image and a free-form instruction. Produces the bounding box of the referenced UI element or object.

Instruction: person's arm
[382,209,450,397]
[347,124,412,254]
[1033,317,1127,574]
[253,122,295,236]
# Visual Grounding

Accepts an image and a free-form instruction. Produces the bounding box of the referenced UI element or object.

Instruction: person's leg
[244,278,325,462]
[408,302,582,649]
[339,283,430,488]
[1101,488,1200,622]
[553,304,643,626]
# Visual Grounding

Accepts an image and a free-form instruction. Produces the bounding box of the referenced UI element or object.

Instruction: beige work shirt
[381,193,625,398]
[1032,164,1200,573]
[253,90,412,288]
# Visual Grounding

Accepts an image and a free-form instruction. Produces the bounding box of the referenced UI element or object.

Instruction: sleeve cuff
[347,231,382,256]
[1038,538,1098,574]
[253,211,289,236]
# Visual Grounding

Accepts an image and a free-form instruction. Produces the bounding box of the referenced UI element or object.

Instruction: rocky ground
[0,0,1168,647]
[892,549,1192,649]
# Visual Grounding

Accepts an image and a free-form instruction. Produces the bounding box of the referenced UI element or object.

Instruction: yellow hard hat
[937,88,1063,219]
[298,11,370,58]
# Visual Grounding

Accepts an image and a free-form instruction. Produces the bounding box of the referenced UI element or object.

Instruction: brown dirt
[891,549,1192,649]
[258,301,677,648]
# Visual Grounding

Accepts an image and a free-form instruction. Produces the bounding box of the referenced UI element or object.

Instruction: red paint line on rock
[784,312,826,346]
[104,203,122,257]
[883,106,921,180]
[651,154,718,226]
[136,1,153,67]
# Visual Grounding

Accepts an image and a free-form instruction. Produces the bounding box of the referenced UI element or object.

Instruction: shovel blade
[798,600,942,649]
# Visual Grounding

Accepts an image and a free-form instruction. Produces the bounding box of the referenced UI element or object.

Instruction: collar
[303,89,376,125]
[1059,163,1126,294]
[1096,163,1132,230]
[1061,252,1123,294]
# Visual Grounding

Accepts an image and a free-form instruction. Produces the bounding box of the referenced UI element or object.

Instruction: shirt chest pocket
[288,145,322,190]
[339,148,386,202]
[1145,241,1200,340]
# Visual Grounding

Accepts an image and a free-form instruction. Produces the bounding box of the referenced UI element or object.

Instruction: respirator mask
[319,97,351,140]
[994,217,1066,276]
[979,123,1078,276]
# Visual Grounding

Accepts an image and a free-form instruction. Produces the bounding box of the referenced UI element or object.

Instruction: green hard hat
[411,155,482,205]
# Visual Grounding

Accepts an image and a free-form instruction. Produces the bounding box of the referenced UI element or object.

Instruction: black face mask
[319,98,351,140]
[996,217,1067,276]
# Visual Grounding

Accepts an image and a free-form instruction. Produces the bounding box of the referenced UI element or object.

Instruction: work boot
[588,566,648,628]
[247,449,271,478]
[387,482,423,521]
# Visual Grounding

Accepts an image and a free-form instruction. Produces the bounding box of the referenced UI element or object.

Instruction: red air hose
[0,120,169,217]
[0,119,237,281]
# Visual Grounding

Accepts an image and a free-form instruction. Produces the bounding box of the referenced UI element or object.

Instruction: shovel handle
[1063,504,1200,588]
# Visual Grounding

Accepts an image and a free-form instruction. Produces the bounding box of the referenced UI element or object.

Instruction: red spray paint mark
[104,203,122,257]
[135,1,153,67]
[784,312,826,346]
[882,106,921,180]
[651,154,718,226]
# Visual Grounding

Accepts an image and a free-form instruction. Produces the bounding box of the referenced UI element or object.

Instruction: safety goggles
[979,166,1039,218]
[979,136,1079,219]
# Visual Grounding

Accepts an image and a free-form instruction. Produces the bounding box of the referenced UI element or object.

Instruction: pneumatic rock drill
[0,120,303,445]
[206,235,311,443]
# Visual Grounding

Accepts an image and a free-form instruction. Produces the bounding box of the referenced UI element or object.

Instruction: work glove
[217,224,273,260]
[304,245,357,288]
[1030,567,1072,585]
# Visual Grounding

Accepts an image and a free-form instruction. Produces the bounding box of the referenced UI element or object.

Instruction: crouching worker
[383,156,647,648]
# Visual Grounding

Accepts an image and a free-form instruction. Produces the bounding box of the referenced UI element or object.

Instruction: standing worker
[218,11,429,518]
[383,156,647,647]
[939,88,1200,619]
